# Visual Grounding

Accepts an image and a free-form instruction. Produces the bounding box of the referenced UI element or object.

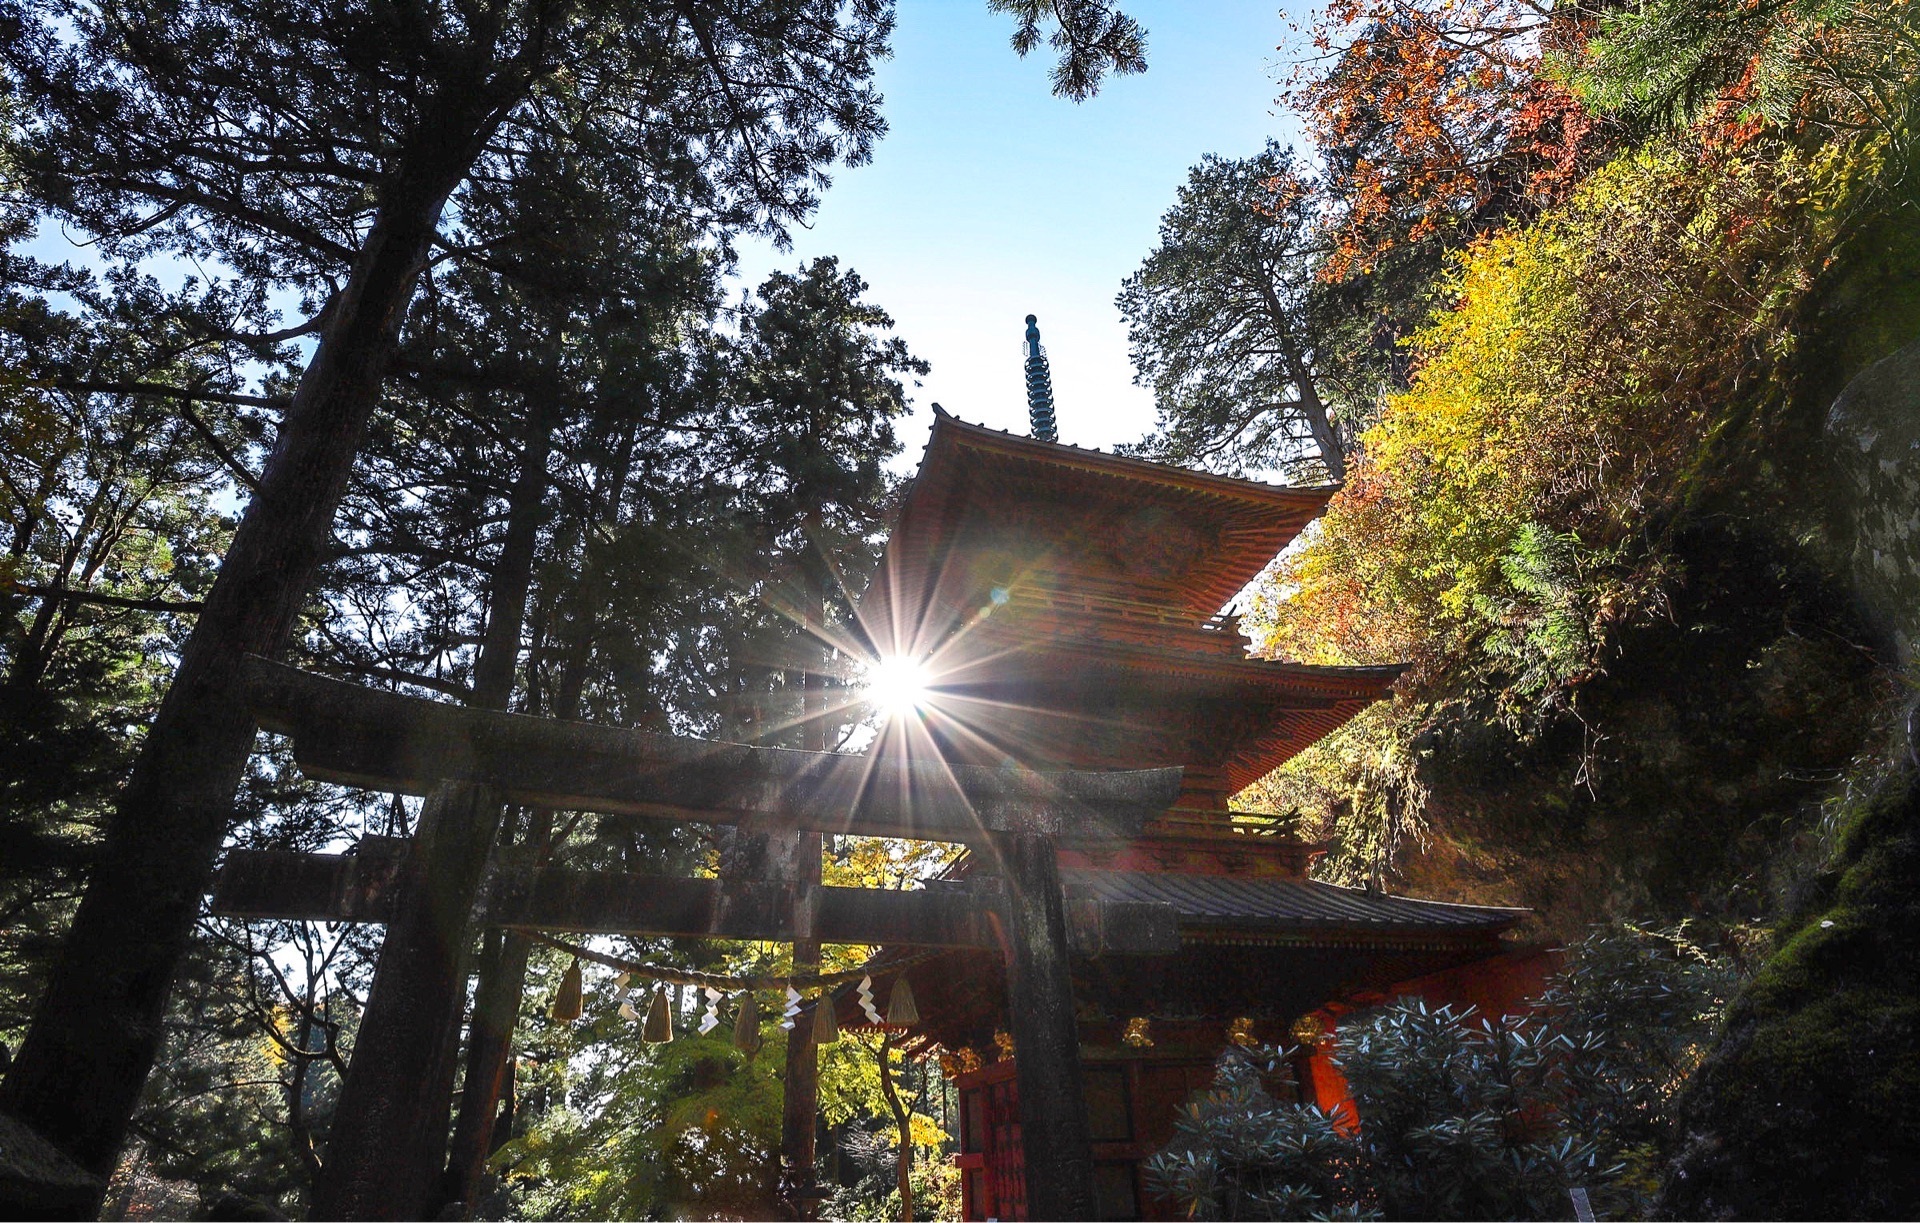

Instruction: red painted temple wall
[952,946,1562,1220]
[1298,945,1562,1119]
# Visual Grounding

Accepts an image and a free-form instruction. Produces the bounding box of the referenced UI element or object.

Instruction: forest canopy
[4,0,1920,1219]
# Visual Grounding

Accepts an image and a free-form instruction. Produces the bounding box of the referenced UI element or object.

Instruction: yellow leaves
[1261,129,1841,690]
[822,834,961,891]
[906,1112,946,1149]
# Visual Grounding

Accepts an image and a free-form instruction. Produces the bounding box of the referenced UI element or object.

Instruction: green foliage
[0,264,250,1047]
[1118,141,1350,479]
[984,0,1148,101]
[1574,0,1920,151]
[1145,926,1733,1221]
[488,825,958,1219]
[1236,700,1431,888]
[496,954,948,1221]
[501,1015,787,1220]
[823,1153,961,1222]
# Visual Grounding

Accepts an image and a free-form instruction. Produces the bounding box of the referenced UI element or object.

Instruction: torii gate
[211,659,1183,1220]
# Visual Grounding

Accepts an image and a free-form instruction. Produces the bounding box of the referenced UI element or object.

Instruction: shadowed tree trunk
[319,404,551,1219]
[445,412,617,1216]
[314,778,508,1220]
[0,74,520,1205]
[442,916,539,1214]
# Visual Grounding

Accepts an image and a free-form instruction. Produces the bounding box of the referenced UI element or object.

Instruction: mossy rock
[1827,337,1920,669]
[1665,749,1920,1219]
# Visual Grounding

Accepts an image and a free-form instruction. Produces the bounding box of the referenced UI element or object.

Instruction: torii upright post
[780,826,822,1217]
[782,660,828,1219]
[998,831,1095,1221]
[313,780,505,1220]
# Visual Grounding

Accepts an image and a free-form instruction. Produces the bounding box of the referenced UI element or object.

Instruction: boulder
[1827,338,1920,668]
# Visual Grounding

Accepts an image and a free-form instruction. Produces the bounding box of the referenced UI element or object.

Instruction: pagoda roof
[834,873,1528,1042]
[875,409,1336,621]
[927,631,1401,787]
[1061,870,1526,943]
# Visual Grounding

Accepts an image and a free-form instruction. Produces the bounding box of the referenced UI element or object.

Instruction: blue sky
[734,1,1311,464]
[24,3,1311,465]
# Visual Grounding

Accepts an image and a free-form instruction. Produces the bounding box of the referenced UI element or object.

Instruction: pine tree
[1118,142,1350,481]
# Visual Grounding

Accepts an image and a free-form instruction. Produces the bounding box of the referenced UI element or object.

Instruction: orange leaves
[1285,0,1603,279]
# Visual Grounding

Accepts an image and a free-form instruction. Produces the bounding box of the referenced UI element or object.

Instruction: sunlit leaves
[1259,136,1835,705]
[1288,0,1600,278]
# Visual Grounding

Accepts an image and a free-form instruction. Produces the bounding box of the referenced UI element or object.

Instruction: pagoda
[845,320,1540,1221]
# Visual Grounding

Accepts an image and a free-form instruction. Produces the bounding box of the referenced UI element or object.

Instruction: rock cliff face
[1828,338,1920,668]
[1665,740,1920,1220]
[1658,356,1920,1219]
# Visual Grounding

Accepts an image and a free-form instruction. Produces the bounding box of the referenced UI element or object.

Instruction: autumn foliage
[1262,136,1845,687]
[1263,0,1919,688]
[1228,0,1920,920]
[1288,0,1601,278]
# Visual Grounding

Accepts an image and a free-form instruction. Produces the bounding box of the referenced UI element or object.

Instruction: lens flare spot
[865,655,931,718]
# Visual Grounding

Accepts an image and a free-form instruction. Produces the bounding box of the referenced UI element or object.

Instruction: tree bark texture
[442,926,535,1216]
[998,832,1096,1221]
[470,411,551,711]
[355,415,550,1218]
[0,80,512,1201]
[313,780,507,1221]
[1284,349,1344,482]
[878,1036,915,1223]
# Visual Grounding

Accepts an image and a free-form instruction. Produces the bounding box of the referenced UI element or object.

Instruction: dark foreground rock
[1665,733,1920,1219]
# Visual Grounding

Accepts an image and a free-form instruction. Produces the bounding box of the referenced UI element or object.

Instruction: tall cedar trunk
[313,778,506,1220]
[0,81,511,1199]
[445,406,629,1215]
[469,406,552,712]
[1289,356,1346,482]
[1257,279,1345,483]
[442,922,537,1214]
[322,408,552,1218]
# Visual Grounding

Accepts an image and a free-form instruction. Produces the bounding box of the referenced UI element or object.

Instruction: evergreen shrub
[1144,926,1731,1220]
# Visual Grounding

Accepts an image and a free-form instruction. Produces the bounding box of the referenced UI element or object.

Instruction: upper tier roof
[870,409,1336,627]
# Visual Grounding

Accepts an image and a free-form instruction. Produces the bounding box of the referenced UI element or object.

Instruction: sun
[864,654,932,718]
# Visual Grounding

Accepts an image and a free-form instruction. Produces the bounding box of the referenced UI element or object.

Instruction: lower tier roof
[1064,869,1526,941]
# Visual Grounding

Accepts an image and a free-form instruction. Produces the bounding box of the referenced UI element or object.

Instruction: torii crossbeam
[214,660,1183,1220]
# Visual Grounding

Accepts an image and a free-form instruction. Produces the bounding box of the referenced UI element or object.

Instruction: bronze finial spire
[1023,314,1058,442]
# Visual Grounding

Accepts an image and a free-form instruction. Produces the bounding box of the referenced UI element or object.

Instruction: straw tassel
[812,993,840,1045]
[550,957,583,1023]
[643,988,674,1044]
[886,975,919,1028]
[733,994,763,1056]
